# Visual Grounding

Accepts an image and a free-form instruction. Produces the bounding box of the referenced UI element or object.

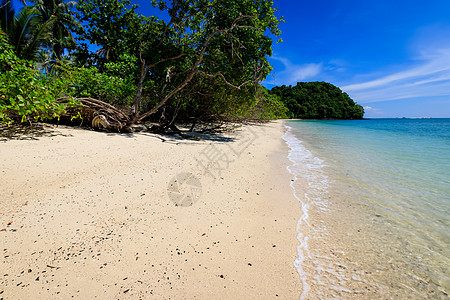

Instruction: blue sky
[264,0,450,118]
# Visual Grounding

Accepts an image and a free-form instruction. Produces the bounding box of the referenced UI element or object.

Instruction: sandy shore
[0,121,301,299]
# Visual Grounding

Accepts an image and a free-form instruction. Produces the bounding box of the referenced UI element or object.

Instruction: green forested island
[271,82,364,119]
[0,0,364,132]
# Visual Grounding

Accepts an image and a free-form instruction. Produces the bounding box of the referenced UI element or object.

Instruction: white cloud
[363,105,383,117]
[341,48,450,103]
[265,56,322,85]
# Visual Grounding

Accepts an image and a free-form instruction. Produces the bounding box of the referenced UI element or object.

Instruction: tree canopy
[270,82,364,119]
[72,0,283,129]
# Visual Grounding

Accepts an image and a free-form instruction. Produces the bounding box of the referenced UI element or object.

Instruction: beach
[0,121,302,298]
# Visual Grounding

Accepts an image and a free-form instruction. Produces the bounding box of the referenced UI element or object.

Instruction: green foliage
[150,76,252,122]
[74,0,282,122]
[68,65,136,107]
[250,87,288,119]
[104,54,139,78]
[271,82,364,119]
[0,0,81,61]
[74,0,146,69]
[1,2,49,61]
[0,32,74,124]
[30,0,81,59]
[169,82,287,121]
[1,0,286,128]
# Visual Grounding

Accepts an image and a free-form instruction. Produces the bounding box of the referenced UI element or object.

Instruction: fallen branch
[58,97,130,131]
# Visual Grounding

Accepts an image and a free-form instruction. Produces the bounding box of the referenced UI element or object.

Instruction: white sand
[0,121,301,299]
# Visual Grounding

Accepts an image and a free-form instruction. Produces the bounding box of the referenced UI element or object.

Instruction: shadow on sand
[0,123,75,142]
[0,122,251,144]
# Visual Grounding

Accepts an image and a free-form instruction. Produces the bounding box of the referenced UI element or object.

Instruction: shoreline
[0,121,302,298]
[283,119,450,299]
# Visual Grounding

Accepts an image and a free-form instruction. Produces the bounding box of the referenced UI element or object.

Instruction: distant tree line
[270,82,364,119]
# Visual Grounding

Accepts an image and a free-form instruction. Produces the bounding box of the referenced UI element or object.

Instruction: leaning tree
[63,0,282,132]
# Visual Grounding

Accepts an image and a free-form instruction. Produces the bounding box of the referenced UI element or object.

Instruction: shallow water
[283,119,450,299]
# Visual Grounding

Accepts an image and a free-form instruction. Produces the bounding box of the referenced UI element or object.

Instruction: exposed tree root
[58,97,131,132]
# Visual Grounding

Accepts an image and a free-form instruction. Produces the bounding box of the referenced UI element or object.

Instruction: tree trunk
[128,60,149,123]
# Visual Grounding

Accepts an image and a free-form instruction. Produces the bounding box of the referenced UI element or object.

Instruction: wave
[282,125,329,299]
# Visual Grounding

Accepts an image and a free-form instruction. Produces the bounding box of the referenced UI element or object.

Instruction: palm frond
[31,0,81,59]
[0,0,14,34]
[3,0,81,61]
[22,14,56,60]
[9,6,40,57]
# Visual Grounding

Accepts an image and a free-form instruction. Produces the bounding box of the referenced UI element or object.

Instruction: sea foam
[282,125,329,299]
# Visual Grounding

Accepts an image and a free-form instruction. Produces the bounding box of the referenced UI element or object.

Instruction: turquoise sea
[283,118,449,299]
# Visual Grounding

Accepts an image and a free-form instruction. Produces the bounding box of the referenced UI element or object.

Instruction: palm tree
[30,0,80,59]
[35,47,73,75]
[1,0,56,60]
[1,0,80,61]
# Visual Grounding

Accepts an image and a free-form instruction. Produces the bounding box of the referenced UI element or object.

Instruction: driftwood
[58,97,131,132]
